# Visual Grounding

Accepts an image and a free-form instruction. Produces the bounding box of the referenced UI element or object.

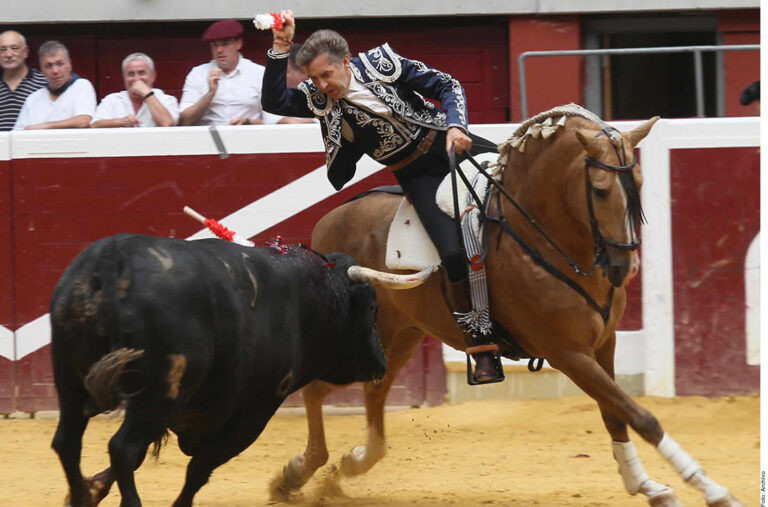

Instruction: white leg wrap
[610,439,673,500]
[687,470,731,504]
[657,433,730,503]
[612,441,673,498]
[656,433,700,480]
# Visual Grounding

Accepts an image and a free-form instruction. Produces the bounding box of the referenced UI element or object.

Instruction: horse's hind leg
[279,379,338,493]
[340,325,426,476]
[552,340,742,507]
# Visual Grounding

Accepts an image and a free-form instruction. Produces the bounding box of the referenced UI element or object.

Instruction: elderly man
[179,19,278,126]
[13,40,96,130]
[91,53,179,128]
[262,12,501,384]
[0,30,47,131]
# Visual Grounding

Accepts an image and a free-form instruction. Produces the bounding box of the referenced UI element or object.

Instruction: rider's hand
[447,127,472,154]
[272,10,295,43]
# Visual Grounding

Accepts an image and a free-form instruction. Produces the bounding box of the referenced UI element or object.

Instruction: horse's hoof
[340,445,368,476]
[648,491,683,507]
[282,455,309,490]
[340,444,386,477]
[707,494,744,507]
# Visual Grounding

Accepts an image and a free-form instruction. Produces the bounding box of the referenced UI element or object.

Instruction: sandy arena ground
[0,395,759,506]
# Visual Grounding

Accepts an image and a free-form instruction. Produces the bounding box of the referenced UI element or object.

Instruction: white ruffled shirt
[343,72,390,116]
[92,89,180,126]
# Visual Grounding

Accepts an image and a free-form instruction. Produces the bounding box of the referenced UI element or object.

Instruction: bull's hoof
[340,444,385,477]
[648,491,683,507]
[64,493,94,507]
[86,477,112,506]
[65,474,112,507]
[707,494,744,507]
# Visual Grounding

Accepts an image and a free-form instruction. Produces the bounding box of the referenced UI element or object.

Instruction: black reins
[449,127,640,324]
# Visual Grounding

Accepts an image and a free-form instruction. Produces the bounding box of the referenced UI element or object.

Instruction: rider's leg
[394,152,500,382]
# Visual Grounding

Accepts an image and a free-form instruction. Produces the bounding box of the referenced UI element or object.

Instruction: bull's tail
[83,347,144,414]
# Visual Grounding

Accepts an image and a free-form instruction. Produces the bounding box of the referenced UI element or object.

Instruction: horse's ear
[628,116,660,147]
[574,130,603,158]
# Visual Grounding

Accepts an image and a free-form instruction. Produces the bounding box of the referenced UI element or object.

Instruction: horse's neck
[497,137,595,270]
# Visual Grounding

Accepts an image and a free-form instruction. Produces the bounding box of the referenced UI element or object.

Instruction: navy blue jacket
[262,43,469,190]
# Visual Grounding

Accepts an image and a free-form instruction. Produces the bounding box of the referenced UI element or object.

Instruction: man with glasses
[179,19,278,126]
[13,40,96,130]
[0,30,47,131]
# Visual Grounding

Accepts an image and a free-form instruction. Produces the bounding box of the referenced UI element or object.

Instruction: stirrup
[465,344,505,386]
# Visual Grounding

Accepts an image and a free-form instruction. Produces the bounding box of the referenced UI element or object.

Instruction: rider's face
[305,53,351,100]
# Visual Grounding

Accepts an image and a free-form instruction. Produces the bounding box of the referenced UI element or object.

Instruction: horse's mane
[496,103,614,171]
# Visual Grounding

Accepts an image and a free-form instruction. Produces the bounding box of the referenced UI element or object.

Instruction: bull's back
[311,192,400,272]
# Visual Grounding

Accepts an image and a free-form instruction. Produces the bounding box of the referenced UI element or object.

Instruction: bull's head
[319,253,387,385]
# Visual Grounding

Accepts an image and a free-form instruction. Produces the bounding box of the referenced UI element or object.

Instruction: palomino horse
[277,105,742,506]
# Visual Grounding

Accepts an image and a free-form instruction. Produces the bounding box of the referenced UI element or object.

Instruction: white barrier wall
[0,117,760,401]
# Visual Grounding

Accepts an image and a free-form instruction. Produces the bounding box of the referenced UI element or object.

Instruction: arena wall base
[444,363,644,404]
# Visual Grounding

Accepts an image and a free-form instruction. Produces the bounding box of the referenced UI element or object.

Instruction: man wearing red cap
[179,19,278,126]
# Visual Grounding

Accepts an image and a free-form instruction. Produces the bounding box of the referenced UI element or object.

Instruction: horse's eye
[593,188,609,199]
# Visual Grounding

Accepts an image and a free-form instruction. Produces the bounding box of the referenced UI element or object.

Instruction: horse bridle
[449,127,642,323]
[584,127,642,268]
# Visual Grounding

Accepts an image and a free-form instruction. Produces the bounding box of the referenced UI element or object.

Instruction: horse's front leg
[593,335,680,507]
[340,326,425,476]
[279,380,337,493]
[550,342,743,507]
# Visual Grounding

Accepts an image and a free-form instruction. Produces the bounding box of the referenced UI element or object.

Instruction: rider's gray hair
[38,40,69,61]
[122,52,155,73]
[296,29,350,67]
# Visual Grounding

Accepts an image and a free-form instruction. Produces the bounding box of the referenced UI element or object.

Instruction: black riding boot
[441,275,503,384]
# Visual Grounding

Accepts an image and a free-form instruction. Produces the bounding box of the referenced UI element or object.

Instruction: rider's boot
[441,274,503,384]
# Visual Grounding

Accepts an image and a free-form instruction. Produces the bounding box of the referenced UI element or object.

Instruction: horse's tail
[347,264,437,289]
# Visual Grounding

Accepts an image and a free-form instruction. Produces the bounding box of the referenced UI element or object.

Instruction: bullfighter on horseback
[261,10,502,384]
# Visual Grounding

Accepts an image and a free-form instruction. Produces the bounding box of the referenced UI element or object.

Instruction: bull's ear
[628,116,660,147]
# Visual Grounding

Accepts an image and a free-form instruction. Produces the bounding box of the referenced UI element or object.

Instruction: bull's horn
[347,265,438,289]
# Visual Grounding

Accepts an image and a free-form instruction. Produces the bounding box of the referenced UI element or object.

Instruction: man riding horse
[262,10,502,383]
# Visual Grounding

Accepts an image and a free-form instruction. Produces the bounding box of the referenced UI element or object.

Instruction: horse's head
[572,116,659,287]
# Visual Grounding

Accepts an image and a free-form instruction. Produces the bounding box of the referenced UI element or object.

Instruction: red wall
[670,146,760,395]
[719,10,760,117]
[508,16,583,121]
[19,17,510,125]
[7,150,449,412]
[0,158,13,413]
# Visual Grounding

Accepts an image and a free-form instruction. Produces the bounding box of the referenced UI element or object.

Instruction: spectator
[286,43,307,88]
[179,19,278,126]
[0,30,47,131]
[91,53,179,128]
[277,43,315,125]
[13,40,95,130]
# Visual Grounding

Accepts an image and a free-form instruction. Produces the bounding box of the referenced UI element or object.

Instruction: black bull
[49,233,386,507]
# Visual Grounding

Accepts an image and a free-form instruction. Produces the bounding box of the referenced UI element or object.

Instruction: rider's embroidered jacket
[262,43,469,190]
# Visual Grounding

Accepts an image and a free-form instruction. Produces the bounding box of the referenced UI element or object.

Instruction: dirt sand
[0,395,759,506]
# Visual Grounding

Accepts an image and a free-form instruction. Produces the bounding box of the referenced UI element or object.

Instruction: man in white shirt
[179,19,278,126]
[13,40,96,130]
[91,52,179,128]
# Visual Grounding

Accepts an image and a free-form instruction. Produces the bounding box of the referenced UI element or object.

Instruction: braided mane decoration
[495,103,617,175]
